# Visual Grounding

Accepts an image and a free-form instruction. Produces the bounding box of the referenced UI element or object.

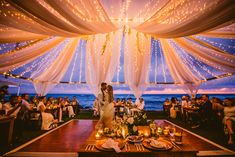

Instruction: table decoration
[142,138,173,151]
[95,138,124,152]
[127,135,143,143]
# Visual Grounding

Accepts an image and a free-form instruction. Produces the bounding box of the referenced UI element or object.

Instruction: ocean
[27,94,235,111]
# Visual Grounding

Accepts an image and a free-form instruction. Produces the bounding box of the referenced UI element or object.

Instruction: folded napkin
[102,138,121,153]
[150,139,166,148]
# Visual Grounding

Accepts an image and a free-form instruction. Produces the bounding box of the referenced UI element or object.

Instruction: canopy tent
[0,0,234,97]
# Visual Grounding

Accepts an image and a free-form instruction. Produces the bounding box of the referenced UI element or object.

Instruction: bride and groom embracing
[96,82,115,129]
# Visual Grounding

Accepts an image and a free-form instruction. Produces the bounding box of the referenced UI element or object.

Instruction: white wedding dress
[97,93,115,129]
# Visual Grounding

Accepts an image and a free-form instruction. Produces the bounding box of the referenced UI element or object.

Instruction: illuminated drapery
[124,29,151,99]
[135,0,235,38]
[173,38,235,72]
[85,30,122,96]
[0,37,64,73]
[1,0,117,37]
[33,38,80,96]
[0,25,47,43]
[160,39,201,96]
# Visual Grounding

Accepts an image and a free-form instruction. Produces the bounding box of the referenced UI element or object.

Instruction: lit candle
[95,133,100,140]
[98,129,103,135]
[144,132,149,137]
[122,128,126,139]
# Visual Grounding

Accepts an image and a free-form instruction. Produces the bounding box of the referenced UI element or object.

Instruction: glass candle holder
[95,133,101,140]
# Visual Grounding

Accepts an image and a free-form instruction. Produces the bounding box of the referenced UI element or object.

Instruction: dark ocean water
[27,94,235,111]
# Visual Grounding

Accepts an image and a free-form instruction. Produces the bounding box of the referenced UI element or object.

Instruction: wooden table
[5,120,235,157]
[0,115,15,146]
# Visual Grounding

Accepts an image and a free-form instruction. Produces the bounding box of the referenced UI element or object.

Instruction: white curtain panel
[159,39,200,84]
[124,29,151,99]
[0,37,64,73]
[85,30,122,96]
[33,38,80,96]
[160,39,201,95]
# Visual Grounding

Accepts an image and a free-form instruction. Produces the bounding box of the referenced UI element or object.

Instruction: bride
[97,84,115,129]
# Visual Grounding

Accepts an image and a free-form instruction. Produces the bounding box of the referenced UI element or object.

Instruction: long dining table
[4,119,235,157]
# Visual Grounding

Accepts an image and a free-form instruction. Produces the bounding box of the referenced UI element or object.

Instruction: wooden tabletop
[7,119,234,157]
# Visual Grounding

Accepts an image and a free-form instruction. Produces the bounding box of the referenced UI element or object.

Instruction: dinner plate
[127,135,143,143]
[142,139,173,151]
[95,139,125,151]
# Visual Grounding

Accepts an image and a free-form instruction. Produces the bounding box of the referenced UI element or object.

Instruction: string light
[18,39,63,77]
[30,39,70,79]
[157,40,167,82]
[169,40,206,80]
[79,40,84,83]
[195,35,235,53]
[0,39,43,57]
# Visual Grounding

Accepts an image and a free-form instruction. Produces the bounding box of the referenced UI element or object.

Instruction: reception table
[4,119,235,157]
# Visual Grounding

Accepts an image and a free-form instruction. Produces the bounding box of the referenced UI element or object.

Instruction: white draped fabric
[135,0,235,38]
[160,39,202,96]
[33,38,80,96]
[200,23,235,38]
[85,30,122,96]
[1,0,117,37]
[173,38,235,73]
[0,37,64,73]
[0,25,48,43]
[159,39,200,84]
[124,29,151,99]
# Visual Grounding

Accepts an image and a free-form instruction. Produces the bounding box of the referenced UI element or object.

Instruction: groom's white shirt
[98,90,107,111]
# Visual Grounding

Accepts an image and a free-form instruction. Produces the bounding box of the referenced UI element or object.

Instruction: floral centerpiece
[121,111,148,136]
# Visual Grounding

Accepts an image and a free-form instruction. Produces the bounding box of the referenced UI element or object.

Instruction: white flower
[127,117,134,124]
[143,113,147,119]
[133,125,137,132]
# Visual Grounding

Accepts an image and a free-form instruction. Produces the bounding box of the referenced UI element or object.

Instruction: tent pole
[17,82,21,96]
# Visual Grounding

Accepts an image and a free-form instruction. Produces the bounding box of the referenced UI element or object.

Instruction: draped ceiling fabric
[0,0,234,96]
[124,29,151,99]
[85,30,122,96]
[33,38,80,96]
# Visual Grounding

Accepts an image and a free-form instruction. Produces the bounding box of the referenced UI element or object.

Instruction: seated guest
[223,98,235,144]
[116,98,122,106]
[46,97,54,108]
[63,97,75,118]
[31,95,39,107]
[22,93,33,111]
[137,98,145,110]
[93,97,99,117]
[170,97,177,118]
[211,97,224,117]
[3,96,26,141]
[4,96,22,117]
[38,96,58,130]
[121,98,126,106]
[71,96,80,114]
[200,94,213,125]
[163,98,171,115]
[127,98,134,108]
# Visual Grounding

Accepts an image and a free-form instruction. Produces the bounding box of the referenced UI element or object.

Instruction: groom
[98,82,107,117]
